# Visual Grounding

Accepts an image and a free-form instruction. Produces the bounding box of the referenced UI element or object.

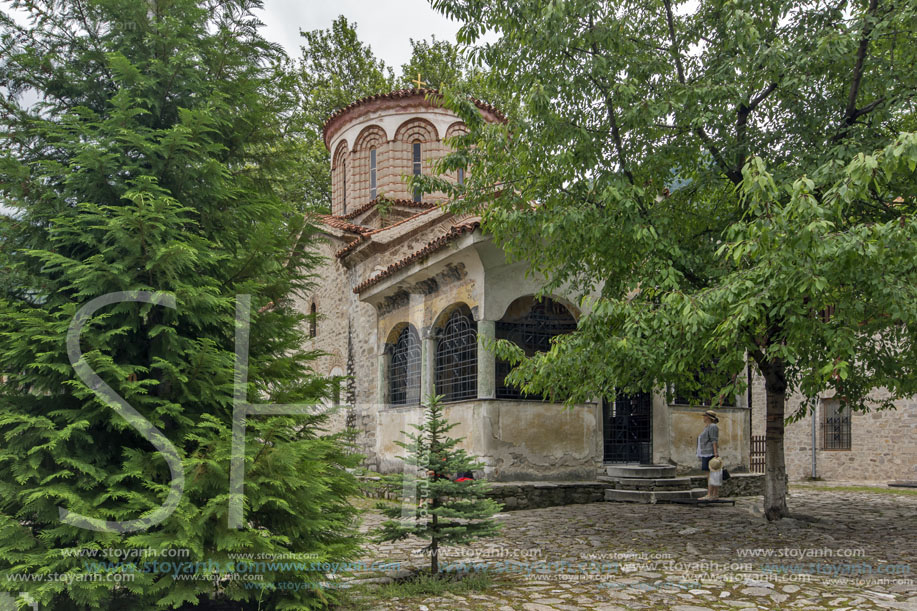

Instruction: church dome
[323,88,503,216]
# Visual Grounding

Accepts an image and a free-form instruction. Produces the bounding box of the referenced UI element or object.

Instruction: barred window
[413,142,422,202]
[435,308,477,402]
[370,148,377,201]
[822,398,851,450]
[389,326,421,406]
[496,297,576,400]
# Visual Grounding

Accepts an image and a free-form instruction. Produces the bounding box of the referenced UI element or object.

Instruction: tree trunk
[431,512,439,574]
[762,361,790,521]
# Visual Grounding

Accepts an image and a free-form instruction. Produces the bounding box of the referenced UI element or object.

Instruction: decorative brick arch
[332,140,349,215]
[353,125,388,204]
[394,118,440,201]
[394,117,439,143]
[354,124,388,150]
[445,121,468,140]
[444,121,470,185]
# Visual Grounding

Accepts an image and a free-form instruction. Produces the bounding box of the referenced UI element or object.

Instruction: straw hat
[703,410,719,423]
[708,456,724,471]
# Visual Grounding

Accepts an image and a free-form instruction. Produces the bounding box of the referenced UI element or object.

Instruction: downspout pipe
[811,401,817,479]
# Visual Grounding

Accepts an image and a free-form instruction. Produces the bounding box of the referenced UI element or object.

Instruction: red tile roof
[318,215,371,235]
[340,198,437,221]
[332,207,442,259]
[323,89,506,147]
[353,221,481,294]
[335,236,366,258]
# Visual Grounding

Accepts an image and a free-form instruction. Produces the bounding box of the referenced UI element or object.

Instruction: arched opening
[370,148,377,201]
[495,296,577,400]
[388,325,421,406]
[435,305,477,402]
[412,141,422,202]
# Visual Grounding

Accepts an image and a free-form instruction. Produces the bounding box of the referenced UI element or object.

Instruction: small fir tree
[375,395,501,575]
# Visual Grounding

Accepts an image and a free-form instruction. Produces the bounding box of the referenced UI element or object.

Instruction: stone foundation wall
[359,477,609,511]
[486,482,608,510]
[375,400,602,482]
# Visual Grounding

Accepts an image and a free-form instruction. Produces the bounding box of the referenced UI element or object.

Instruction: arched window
[342,159,347,213]
[496,297,577,400]
[435,308,477,402]
[412,142,422,202]
[370,148,377,201]
[389,326,421,406]
[309,302,317,339]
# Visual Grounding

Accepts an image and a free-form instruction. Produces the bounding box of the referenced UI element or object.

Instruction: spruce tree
[375,395,501,575]
[0,1,359,609]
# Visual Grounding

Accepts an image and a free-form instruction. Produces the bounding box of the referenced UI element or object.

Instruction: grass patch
[376,571,493,598]
[795,484,917,497]
[337,570,494,610]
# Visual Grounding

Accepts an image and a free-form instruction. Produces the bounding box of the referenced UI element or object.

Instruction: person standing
[696,410,720,499]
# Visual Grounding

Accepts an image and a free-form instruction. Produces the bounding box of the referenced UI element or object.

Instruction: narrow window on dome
[341,159,347,213]
[370,148,377,201]
[413,142,422,202]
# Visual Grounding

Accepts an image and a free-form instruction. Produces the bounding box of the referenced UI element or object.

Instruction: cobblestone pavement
[347,486,917,610]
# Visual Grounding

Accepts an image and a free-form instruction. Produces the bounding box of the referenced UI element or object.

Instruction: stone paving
[346,485,917,610]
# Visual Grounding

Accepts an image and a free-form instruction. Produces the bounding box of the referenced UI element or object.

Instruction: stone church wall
[750,372,917,481]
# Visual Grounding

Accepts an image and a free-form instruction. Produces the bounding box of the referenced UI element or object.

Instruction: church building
[300,88,760,482]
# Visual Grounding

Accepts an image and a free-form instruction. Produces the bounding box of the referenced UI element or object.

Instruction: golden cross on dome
[412,73,427,89]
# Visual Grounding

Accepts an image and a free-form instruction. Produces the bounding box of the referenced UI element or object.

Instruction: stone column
[477,320,496,400]
[377,351,389,407]
[652,389,671,465]
[421,328,437,402]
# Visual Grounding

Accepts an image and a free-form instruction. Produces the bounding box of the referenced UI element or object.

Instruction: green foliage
[428,0,917,519]
[400,36,469,91]
[0,1,360,608]
[426,0,917,412]
[374,395,501,574]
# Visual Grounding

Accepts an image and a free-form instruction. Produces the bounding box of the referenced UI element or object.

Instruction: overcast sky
[255,0,463,69]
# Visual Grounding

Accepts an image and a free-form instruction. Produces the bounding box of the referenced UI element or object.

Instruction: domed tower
[323,88,503,218]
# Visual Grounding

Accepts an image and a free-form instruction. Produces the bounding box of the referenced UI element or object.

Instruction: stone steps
[601,464,677,479]
[604,487,707,503]
[597,475,698,490]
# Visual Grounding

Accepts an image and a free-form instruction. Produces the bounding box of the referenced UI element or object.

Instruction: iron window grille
[389,326,421,406]
[412,142,422,202]
[370,148,377,201]
[435,310,477,402]
[496,298,576,400]
[821,399,851,450]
